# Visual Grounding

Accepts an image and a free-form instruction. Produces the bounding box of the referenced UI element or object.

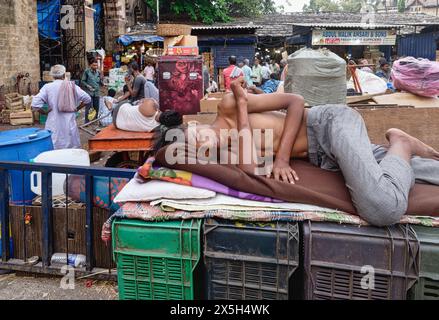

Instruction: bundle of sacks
[391,57,439,97]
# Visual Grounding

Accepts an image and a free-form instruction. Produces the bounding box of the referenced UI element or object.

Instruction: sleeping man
[111,98,161,132]
[154,77,439,227]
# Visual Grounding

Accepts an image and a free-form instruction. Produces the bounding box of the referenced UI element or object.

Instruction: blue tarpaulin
[117,34,164,46]
[94,3,104,48]
[37,0,61,40]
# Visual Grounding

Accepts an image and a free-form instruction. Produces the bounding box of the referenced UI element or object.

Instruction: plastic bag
[391,57,439,97]
[347,69,388,95]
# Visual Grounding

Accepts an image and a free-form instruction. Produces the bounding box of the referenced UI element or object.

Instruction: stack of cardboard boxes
[184,92,228,125]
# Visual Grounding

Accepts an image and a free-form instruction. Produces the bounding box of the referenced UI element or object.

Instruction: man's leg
[373,144,439,186]
[322,106,415,226]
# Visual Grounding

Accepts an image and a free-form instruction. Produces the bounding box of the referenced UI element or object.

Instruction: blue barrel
[0,128,53,205]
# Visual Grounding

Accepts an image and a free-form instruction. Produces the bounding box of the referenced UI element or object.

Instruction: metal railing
[0,161,135,278]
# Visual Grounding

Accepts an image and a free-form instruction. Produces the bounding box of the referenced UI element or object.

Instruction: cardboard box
[200,98,221,113]
[164,35,198,50]
[167,46,199,56]
[207,92,227,99]
[183,113,217,125]
[164,35,198,56]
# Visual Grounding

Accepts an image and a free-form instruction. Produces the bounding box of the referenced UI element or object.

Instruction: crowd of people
[206,55,288,95]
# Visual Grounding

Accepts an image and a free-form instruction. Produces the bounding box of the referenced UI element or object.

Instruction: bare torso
[212,96,309,159]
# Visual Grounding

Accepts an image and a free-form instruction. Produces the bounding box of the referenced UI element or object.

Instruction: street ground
[0,110,118,300]
[0,272,118,300]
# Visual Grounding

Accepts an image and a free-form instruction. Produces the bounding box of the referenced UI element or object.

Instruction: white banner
[312,29,397,46]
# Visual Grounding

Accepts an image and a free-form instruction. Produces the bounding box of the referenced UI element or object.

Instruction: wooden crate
[9,205,115,269]
[10,109,33,125]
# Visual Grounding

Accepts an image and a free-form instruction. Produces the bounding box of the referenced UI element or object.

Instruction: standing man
[126,62,146,102]
[241,59,253,87]
[143,59,156,83]
[223,56,244,91]
[375,61,392,81]
[81,57,103,123]
[32,65,91,149]
[251,56,263,87]
[203,62,210,94]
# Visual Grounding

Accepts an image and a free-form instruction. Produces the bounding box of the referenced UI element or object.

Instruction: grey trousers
[307,105,439,226]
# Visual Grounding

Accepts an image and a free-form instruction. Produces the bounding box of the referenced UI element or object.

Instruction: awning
[117,34,164,46]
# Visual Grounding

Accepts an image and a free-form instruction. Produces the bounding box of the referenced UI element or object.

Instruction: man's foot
[386,128,439,160]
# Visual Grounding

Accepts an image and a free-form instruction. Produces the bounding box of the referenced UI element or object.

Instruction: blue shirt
[241,65,253,86]
[260,79,281,93]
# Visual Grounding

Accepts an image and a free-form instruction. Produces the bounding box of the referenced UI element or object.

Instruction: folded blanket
[150,194,340,213]
[154,145,439,217]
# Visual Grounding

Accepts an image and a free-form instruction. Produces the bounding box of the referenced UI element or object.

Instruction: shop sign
[312,29,397,46]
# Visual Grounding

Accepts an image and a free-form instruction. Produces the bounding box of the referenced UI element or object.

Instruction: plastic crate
[112,219,202,300]
[409,226,439,300]
[204,219,300,300]
[303,221,420,300]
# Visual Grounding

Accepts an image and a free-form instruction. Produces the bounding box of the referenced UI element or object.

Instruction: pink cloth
[57,80,78,113]
[223,65,243,91]
[392,57,439,97]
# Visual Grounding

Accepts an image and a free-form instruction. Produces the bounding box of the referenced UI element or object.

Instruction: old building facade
[0,0,40,91]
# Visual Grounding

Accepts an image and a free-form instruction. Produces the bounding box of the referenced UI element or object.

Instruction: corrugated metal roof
[192,25,262,30]
[292,22,404,28]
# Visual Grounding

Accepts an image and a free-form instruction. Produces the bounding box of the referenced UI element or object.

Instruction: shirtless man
[156,77,439,226]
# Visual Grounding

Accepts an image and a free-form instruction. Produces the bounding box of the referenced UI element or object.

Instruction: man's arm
[75,85,92,111]
[230,77,258,175]
[31,85,50,115]
[225,78,305,183]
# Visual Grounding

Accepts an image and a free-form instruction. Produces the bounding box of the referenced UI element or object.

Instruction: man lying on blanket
[151,76,439,227]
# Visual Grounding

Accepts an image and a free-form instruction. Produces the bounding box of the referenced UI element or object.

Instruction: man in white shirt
[32,65,91,149]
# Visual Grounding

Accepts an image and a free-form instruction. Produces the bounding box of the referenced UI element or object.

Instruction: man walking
[32,65,91,149]
[252,56,263,86]
[81,57,103,123]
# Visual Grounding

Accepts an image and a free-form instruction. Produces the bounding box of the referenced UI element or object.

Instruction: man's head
[381,62,390,72]
[244,59,250,66]
[254,57,261,65]
[238,61,244,68]
[50,64,66,80]
[130,61,141,75]
[107,89,116,98]
[229,56,237,66]
[89,57,99,71]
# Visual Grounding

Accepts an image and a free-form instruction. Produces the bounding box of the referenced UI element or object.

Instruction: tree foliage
[398,0,406,13]
[145,0,276,24]
[303,0,379,13]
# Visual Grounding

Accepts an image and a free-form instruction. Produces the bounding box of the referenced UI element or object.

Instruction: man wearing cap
[32,65,91,149]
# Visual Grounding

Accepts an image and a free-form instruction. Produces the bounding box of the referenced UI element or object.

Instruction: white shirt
[115,103,160,132]
[32,80,91,149]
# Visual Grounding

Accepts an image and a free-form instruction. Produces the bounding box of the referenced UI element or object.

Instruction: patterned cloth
[101,202,439,244]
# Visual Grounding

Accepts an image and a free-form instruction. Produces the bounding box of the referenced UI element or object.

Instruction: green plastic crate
[409,226,439,300]
[112,219,202,300]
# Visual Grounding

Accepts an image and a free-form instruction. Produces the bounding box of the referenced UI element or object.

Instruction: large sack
[392,57,439,97]
[347,69,388,94]
[284,48,346,106]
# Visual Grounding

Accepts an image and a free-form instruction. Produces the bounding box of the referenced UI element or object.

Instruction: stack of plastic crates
[303,221,420,300]
[409,226,439,300]
[112,219,202,300]
[204,219,300,300]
